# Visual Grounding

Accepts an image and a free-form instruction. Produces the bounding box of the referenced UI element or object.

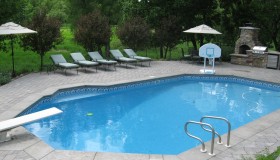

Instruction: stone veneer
[234,27,262,55]
[231,50,268,68]
[231,26,266,67]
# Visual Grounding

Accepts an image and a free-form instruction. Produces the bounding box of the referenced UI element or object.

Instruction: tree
[117,17,150,50]
[68,0,121,25]
[154,16,182,59]
[21,9,62,71]
[25,0,70,23]
[252,0,280,51]
[119,0,219,51]
[74,11,111,55]
[0,0,29,52]
[219,0,256,45]
[0,0,28,24]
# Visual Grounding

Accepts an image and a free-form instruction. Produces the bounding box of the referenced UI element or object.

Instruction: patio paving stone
[0,61,280,160]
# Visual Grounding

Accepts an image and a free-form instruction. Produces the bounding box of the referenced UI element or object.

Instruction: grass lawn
[255,147,280,160]
[243,146,280,160]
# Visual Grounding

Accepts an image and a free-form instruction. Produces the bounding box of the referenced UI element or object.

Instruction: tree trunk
[199,34,204,47]
[272,32,280,51]
[98,46,102,55]
[273,38,280,51]
[105,43,110,59]
[40,53,44,71]
[160,46,163,58]
[191,36,197,50]
[169,48,172,60]
[164,47,168,59]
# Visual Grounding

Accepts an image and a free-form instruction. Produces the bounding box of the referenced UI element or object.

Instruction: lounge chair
[110,49,137,68]
[88,51,117,71]
[123,49,152,66]
[50,54,79,75]
[70,52,99,72]
[188,49,202,63]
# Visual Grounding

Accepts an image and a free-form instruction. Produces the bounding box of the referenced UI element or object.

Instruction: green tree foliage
[119,0,137,21]
[0,0,29,52]
[252,0,280,51]
[25,0,70,22]
[119,0,218,50]
[219,0,256,44]
[117,17,150,50]
[21,9,62,71]
[68,0,121,25]
[0,0,28,24]
[74,11,111,54]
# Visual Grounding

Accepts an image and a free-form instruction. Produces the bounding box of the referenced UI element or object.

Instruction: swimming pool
[20,75,280,155]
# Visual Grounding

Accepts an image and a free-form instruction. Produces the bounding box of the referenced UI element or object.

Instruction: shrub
[154,16,182,59]
[0,72,11,85]
[221,45,234,62]
[74,10,111,56]
[21,9,62,71]
[117,16,150,51]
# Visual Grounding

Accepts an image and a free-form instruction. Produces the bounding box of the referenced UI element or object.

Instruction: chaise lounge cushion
[58,62,79,68]
[70,52,98,66]
[110,49,137,63]
[51,54,79,69]
[88,51,117,64]
[123,49,151,61]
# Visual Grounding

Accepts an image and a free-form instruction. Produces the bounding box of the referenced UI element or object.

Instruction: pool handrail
[184,121,216,156]
[200,116,231,147]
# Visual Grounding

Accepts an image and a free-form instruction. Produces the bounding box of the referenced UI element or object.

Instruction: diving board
[0,107,62,142]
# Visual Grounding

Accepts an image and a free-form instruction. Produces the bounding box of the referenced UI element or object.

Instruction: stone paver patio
[0,61,280,160]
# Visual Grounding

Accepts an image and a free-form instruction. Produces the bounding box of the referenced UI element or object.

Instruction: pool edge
[1,73,280,160]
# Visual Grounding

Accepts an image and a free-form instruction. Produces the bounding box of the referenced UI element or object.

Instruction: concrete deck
[0,61,280,160]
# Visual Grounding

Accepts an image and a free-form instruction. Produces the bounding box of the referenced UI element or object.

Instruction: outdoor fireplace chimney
[234,26,262,55]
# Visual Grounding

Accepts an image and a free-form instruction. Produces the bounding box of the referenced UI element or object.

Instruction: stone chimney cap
[239,27,260,30]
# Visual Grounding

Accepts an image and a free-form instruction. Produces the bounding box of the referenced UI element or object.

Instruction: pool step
[184,116,231,156]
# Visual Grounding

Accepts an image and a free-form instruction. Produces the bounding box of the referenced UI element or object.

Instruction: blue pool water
[21,76,280,155]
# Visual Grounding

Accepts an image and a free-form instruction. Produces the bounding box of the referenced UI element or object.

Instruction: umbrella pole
[10,36,15,77]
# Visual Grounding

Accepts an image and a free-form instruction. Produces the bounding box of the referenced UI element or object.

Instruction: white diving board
[0,107,63,142]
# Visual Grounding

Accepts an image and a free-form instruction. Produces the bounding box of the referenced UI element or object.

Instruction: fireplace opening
[239,45,250,54]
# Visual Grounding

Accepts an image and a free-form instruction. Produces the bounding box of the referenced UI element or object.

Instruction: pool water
[21,76,280,155]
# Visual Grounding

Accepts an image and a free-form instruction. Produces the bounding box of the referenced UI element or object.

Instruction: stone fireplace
[230,26,269,68]
[234,26,262,55]
[239,45,251,55]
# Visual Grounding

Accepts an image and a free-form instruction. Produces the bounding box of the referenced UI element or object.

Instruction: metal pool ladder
[184,116,231,156]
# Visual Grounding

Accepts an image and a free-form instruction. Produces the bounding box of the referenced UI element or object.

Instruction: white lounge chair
[0,107,63,142]
[70,52,99,72]
[88,51,117,71]
[110,49,137,68]
[123,49,152,66]
[50,54,79,75]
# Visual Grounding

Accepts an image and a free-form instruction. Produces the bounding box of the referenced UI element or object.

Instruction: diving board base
[200,69,215,74]
[0,130,11,143]
[0,107,62,143]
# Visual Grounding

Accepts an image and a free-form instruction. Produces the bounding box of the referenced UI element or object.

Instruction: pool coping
[1,73,280,160]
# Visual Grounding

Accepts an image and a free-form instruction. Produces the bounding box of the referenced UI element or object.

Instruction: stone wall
[234,27,262,55]
[230,54,248,65]
[246,50,267,68]
[230,50,267,68]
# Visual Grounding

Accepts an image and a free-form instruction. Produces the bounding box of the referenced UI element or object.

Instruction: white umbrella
[0,22,37,77]
[183,24,222,34]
